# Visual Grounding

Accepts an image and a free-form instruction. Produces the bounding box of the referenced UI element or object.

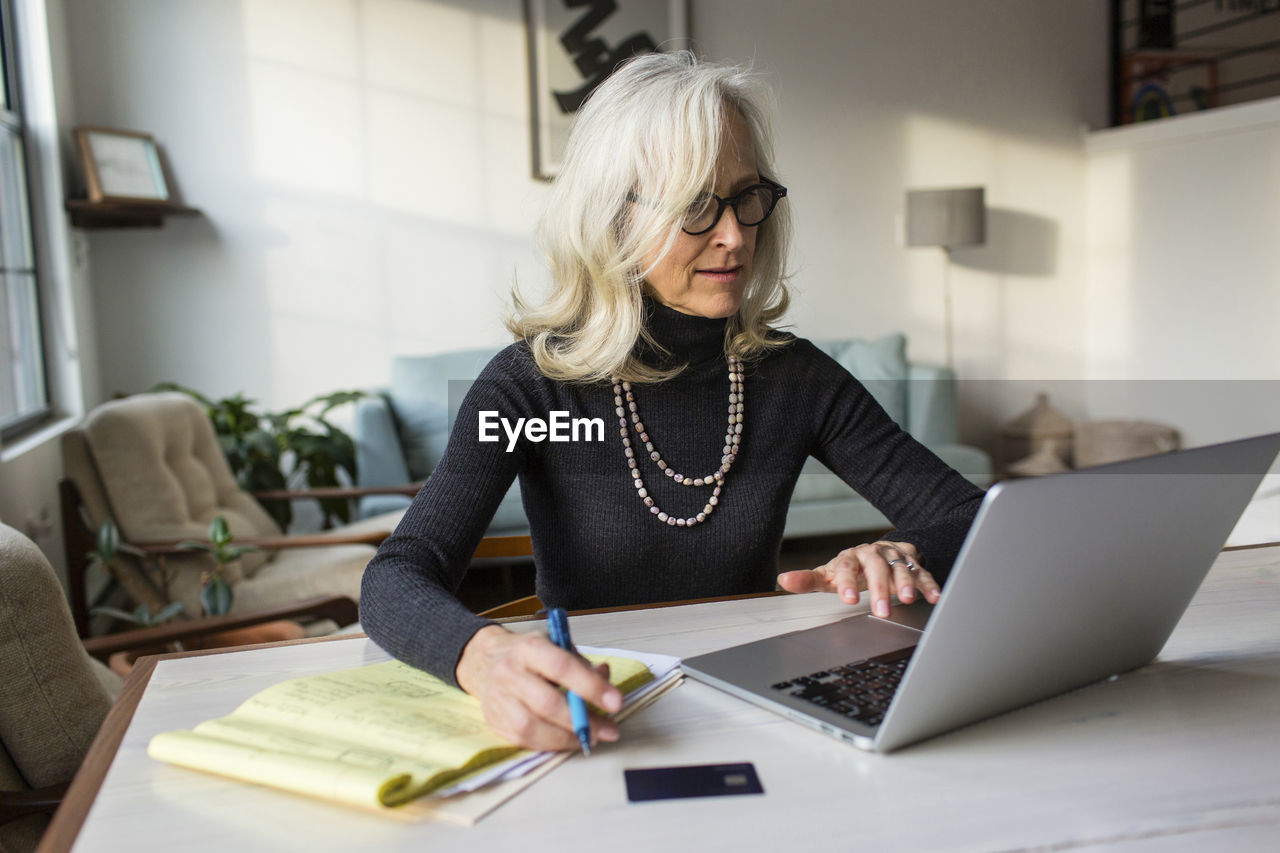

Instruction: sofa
[353,334,992,538]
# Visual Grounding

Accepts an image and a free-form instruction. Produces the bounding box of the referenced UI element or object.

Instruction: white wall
[66,0,548,409]
[693,0,1109,455]
[63,0,1109,417]
[1084,99,1280,544]
[1084,97,1280,442]
[1085,99,1280,389]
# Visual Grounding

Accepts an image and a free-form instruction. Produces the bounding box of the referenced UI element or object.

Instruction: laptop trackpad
[779,613,920,666]
[874,599,934,631]
[690,611,923,690]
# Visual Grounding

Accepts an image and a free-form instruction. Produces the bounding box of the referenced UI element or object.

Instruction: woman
[361,52,983,752]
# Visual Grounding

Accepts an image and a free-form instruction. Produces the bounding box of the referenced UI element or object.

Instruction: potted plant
[89,518,185,625]
[92,517,307,676]
[86,519,183,676]
[152,384,366,530]
[179,516,257,616]
[178,516,306,650]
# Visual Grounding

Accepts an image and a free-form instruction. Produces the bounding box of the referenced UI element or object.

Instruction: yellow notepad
[148,654,654,810]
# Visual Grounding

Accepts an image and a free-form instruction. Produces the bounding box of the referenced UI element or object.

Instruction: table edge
[38,591,787,851]
[38,632,368,852]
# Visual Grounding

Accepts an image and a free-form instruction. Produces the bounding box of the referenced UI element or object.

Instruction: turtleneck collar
[640,295,730,367]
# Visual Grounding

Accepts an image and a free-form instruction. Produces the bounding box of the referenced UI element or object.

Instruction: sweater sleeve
[802,343,984,582]
[360,347,539,687]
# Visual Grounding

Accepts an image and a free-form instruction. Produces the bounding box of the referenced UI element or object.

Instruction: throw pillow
[817,333,909,427]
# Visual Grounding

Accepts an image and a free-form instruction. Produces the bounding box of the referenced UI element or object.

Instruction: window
[0,0,48,436]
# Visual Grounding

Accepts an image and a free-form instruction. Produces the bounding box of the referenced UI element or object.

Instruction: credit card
[624,762,764,802]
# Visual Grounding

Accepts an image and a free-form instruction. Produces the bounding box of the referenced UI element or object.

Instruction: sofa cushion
[815,334,909,428]
[783,497,892,540]
[388,349,502,481]
[791,444,992,507]
[489,483,528,533]
[791,457,857,503]
[231,544,372,614]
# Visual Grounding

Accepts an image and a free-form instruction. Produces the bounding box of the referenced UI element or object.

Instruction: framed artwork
[524,0,690,181]
[74,126,170,203]
[1119,54,1218,124]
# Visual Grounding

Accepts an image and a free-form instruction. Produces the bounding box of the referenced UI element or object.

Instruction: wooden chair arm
[81,595,358,660]
[250,483,423,502]
[478,594,544,619]
[472,534,533,560]
[0,782,69,824]
[134,530,390,555]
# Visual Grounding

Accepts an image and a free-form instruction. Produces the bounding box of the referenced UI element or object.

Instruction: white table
[44,547,1280,852]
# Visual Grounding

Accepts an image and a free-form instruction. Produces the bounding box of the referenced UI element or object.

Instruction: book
[148,646,680,818]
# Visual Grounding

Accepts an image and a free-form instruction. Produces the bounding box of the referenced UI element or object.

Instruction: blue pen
[546,607,592,756]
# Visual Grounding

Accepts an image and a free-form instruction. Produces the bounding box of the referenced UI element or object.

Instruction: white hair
[508,51,792,383]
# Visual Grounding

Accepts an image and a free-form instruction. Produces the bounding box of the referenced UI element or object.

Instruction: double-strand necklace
[612,355,743,527]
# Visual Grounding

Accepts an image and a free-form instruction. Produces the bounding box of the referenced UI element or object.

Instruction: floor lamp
[905,187,986,370]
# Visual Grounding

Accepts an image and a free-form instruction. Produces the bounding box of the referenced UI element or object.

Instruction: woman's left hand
[777,540,939,617]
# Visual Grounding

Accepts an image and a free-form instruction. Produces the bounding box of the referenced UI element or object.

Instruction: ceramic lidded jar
[1002,393,1074,477]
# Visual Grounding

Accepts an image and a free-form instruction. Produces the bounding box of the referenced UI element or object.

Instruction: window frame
[0,0,52,441]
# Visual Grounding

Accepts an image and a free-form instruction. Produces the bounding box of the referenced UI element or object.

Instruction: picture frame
[1119,54,1218,124]
[524,0,690,181]
[74,126,170,204]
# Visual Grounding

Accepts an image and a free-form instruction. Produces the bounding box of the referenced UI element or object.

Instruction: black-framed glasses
[679,177,788,235]
[628,177,789,236]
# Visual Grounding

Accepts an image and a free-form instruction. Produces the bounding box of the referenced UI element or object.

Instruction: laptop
[682,432,1280,753]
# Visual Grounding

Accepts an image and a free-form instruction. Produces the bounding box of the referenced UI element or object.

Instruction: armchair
[60,392,409,635]
[0,521,361,853]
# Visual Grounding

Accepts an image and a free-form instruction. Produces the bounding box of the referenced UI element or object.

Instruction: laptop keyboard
[769,646,916,728]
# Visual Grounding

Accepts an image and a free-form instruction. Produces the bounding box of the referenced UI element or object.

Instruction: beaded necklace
[612,355,743,527]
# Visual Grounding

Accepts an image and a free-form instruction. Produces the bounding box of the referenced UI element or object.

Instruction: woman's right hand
[455,624,624,751]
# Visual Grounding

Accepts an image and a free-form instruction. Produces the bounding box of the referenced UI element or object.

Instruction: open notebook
[149,645,681,824]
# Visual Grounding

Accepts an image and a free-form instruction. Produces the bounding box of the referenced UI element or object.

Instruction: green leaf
[263,499,292,531]
[216,544,259,563]
[96,520,120,562]
[330,432,357,479]
[91,605,144,624]
[319,498,352,527]
[201,576,234,616]
[117,541,148,558]
[150,382,214,407]
[270,408,302,427]
[208,516,231,547]
[244,462,287,492]
[153,601,186,623]
[308,389,366,417]
[306,456,338,488]
[245,428,279,459]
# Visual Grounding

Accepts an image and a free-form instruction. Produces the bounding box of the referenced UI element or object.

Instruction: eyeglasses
[679,177,788,235]
[628,177,789,236]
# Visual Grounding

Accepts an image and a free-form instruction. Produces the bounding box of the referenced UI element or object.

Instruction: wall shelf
[64,199,201,230]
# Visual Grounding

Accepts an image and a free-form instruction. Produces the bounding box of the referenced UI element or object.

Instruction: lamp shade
[905,186,986,248]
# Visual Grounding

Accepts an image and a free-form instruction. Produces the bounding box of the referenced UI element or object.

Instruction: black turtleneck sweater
[360,301,984,686]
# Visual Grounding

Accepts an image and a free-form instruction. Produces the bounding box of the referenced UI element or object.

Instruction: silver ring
[886,558,915,570]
